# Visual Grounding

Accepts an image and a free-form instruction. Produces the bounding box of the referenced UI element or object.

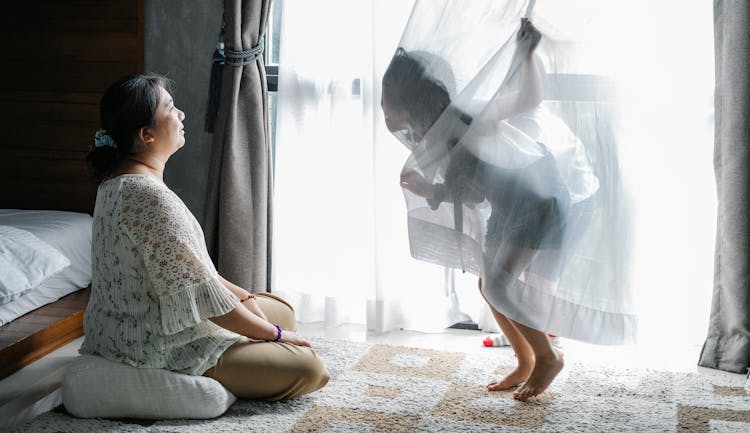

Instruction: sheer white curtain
[273,0,463,332]
[602,1,715,346]
[273,0,715,343]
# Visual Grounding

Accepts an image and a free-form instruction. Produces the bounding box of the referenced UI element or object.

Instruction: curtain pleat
[698,0,750,373]
[204,0,272,291]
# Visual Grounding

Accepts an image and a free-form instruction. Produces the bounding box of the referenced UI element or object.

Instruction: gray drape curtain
[204,0,272,291]
[698,0,750,374]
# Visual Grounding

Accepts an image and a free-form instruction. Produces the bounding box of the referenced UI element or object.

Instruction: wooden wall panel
[0,32,140,62]
[0,1,142,379]
[0,0,144,214]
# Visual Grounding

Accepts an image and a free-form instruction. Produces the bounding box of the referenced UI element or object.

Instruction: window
[264,0,282,169]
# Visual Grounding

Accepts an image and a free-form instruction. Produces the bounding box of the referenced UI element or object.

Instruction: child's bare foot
[487,358,534,391]
[513,348,563,400]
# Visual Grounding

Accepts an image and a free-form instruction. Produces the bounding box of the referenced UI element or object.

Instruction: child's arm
[400,169,435,198]
[485,18,544,121]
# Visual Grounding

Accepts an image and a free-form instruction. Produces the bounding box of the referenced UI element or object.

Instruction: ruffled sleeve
[119,178,239,335]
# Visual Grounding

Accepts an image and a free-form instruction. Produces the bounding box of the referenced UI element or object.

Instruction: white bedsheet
[0,210,92,325]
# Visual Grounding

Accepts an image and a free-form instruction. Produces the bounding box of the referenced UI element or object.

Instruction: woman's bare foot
[487,357,534,391]
[513,348,564,400]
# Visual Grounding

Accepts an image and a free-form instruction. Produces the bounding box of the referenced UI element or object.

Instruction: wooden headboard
[0,0,144,380]
[0,0,144,214]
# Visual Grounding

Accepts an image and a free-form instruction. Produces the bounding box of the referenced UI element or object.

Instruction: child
[382,19,582,400]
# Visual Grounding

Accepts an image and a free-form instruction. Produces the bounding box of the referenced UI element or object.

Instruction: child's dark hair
[382,48,452,133]
[86,73,173,182]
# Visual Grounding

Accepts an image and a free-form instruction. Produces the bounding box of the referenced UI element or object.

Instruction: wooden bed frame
[0,0,143,380]
[0,289,91,380]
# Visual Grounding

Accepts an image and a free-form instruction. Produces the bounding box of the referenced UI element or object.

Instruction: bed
[0,209,93,380]
[0,5,143,432]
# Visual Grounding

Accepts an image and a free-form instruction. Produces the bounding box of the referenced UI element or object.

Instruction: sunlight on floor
[297,322,707,374]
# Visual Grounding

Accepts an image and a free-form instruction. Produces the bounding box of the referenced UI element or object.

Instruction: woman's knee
[209,343,330,400]
[255,292,297,331]
[272,349,330,400]
[296,349,330,388]
[306,356,330,391]
[256,292,295,312]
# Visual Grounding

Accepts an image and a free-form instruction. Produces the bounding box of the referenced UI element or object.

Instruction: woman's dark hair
[382,48,452,132]
[86,73,173,182]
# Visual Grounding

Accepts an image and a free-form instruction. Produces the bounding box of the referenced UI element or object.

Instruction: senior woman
[81,73,329,401]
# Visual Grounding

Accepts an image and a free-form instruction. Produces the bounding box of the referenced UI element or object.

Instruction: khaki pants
[203,293,330,401]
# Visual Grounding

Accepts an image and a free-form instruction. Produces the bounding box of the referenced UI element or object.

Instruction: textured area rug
[15,337,750,433]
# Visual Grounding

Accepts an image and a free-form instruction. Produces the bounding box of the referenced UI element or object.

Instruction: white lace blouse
[80,174,241,375]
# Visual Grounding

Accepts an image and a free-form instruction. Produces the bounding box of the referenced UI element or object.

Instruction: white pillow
[0,210,93,291]
[62,355,236,419]
[0,225,70,305]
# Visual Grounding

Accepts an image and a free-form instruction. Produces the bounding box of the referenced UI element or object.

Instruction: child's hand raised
[517,18,541,58]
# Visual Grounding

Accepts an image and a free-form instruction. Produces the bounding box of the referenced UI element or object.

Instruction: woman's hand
[279,330,312,347]
[400,169,434,197]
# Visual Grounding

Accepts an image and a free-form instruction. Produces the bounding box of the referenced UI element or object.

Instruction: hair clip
[94,129,117,149]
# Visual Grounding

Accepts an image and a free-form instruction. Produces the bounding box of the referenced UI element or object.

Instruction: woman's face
[147,86,186,155]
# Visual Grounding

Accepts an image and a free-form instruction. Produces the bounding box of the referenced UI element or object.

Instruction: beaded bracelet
[240,293,256,302]
[273,324,282,342]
